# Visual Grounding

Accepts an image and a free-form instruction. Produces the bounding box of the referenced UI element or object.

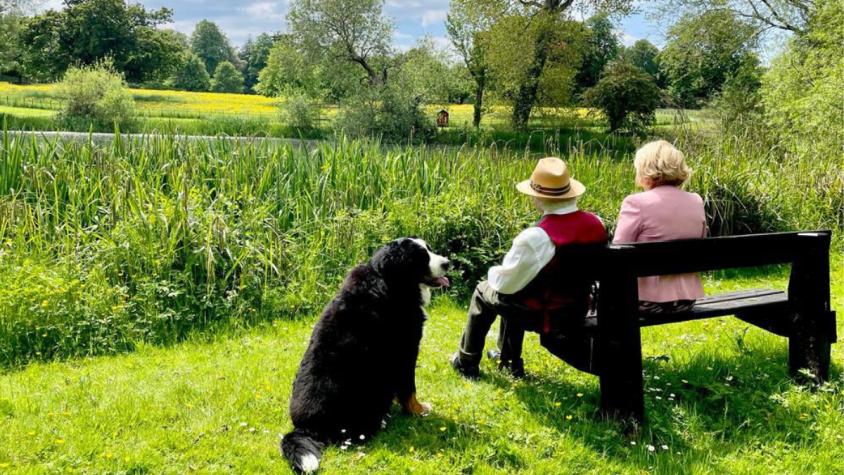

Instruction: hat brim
[516,178,585,200]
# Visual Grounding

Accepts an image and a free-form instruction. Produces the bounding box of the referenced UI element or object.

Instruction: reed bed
[0,131,840,365]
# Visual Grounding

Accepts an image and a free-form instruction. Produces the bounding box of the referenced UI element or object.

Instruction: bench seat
[638,289,789,327]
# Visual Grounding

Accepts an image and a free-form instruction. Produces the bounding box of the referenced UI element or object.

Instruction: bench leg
[598,329,645,423]
[597,274,645,424]
[788,311,834,383]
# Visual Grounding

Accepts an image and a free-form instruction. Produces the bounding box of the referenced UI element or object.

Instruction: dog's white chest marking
[419,284,431,306]
[300,453,319,473]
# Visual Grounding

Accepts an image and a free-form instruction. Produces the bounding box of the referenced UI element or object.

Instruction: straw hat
[516,157,585,200]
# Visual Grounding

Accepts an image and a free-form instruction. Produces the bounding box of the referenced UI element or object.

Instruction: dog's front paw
[402,394,432,416]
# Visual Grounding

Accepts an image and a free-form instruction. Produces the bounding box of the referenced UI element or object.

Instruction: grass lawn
[1,264,842,474]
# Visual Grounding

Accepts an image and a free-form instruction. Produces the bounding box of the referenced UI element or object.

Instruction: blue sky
[39,0,667,50]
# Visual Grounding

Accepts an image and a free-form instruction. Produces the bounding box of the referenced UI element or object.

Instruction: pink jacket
[613,186,707,302]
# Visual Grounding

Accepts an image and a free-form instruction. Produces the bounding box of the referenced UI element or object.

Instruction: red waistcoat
[514,211,607,332]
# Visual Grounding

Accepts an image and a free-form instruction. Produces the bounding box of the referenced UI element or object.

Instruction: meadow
[0,108,841,472]
[0,81,710,142]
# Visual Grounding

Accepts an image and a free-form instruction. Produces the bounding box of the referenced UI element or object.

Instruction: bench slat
[638,290,789,327]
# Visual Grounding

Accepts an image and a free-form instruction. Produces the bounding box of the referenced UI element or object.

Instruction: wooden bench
[507,230,837,423]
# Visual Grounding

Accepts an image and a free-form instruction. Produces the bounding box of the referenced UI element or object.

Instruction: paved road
[4,130,318,147]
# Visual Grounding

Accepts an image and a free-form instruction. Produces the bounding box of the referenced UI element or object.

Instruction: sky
[37,0,667,51]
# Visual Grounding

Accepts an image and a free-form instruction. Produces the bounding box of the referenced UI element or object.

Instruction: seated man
[450,157,607,378]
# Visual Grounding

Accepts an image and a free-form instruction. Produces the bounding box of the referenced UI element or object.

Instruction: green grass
[1,266,842,474]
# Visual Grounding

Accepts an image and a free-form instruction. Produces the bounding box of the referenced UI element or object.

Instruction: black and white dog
[281,238,450,473]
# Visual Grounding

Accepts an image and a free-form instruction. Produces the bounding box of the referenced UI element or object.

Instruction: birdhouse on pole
[436,109,449,127]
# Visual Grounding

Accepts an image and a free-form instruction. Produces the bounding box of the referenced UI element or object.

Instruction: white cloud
[615,30,639,47]
[421,9,448,27]
[242,1,286,21]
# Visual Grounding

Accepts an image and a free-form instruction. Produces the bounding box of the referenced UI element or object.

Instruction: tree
[210,61,244,93]
[574,13,620,93]
[287,0,392,86]
[657,0,815,35]
[619,39,664,87]
[446,0,506,127]
[761,0,843,148]
[170,52,210,91]
[191,20,237,75]
[239,33,275,93]
[659,9,759,107]
[503,0,634,128]
[18,0,182,83]
[584,60,660,133]
[485,12,586,121]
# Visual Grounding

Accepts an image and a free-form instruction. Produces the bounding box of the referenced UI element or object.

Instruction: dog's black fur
[281,238,449,473]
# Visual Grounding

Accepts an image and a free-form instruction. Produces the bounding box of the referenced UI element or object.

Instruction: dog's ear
[371,239,424,282]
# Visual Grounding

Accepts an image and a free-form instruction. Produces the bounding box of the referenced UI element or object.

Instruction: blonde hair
[633,140,691,188]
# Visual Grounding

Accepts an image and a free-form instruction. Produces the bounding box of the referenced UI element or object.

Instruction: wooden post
[597,268,645,423]
[787,233,834,383]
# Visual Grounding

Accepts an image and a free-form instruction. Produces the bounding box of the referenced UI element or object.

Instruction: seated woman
[613,140,707,313]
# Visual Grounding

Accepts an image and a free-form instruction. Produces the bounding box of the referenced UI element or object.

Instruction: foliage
[256,35,329,98]
[394,38,456,103]
[491,0,634,127]
[335,84,436,143]
[0,259,132,366]
[56,61,135,128]
[190,19,238,75]
[584,61,660,133]
[619,39,664,88]
[446,0,506,127]
[574,13,620,93]
[239,33,275,93]
[659,9,760,107]
[657,0,816,35]
[280,89,320,131]
[170,52,211,92]
[711,59,763,130]
[287,0,393,86]
[485,12,586,125]
[210,61,244,93]
[761,0,843,152]
[0,6,23,79]
[18,0,182,83]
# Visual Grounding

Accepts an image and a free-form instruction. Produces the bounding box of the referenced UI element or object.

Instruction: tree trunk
[512,26,552,128]
[473,71,485,128]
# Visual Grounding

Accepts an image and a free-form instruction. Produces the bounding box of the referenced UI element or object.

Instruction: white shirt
[488,200,581,295]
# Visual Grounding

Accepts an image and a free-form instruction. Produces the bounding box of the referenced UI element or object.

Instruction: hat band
[530,180,571,196]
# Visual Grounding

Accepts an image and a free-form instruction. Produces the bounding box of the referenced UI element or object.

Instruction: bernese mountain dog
[281,238,450,473]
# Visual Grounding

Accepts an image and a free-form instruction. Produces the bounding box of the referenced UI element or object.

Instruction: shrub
[335,84,436,143]
[170,52,211,92]
[280,90,320,131]
[584,61,660,134]
[210,61,244,93]
[0,259,132,366]
[57,61,135,129]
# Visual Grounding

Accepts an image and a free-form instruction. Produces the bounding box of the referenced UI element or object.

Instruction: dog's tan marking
[401,393,432,416]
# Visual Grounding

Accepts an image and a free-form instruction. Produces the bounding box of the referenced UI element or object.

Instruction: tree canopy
[18,0,183,83]
[190,19,237,75]
[210,60,244,93]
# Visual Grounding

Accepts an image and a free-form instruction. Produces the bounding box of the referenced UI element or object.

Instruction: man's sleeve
[487,227,556,295]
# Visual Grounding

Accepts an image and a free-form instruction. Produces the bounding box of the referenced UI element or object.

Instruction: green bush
[57,61,135,129]
[0,258,132,366]
[584,61,660,134]
[210,61,244,93]
[335,84,436,143]
[280,90,320,131]
[170,52,211,92]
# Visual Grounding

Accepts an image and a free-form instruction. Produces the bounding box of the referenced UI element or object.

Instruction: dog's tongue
[435,276,450,288]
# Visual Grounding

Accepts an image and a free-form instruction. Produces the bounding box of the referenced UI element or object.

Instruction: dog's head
[371,238,451,289]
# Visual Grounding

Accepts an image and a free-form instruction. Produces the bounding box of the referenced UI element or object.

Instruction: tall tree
[287,0,392,86]
[446,0,506,127]
[506,0,633,128]
[239,33,275,93]
[658,0,815,35]
[191,19,237,75]
[574,13,620,93]
[18,0,182,83]
[659,9,759,106]
[619,39,663,87]
[210,60,244,93]
[170,51,210,91]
